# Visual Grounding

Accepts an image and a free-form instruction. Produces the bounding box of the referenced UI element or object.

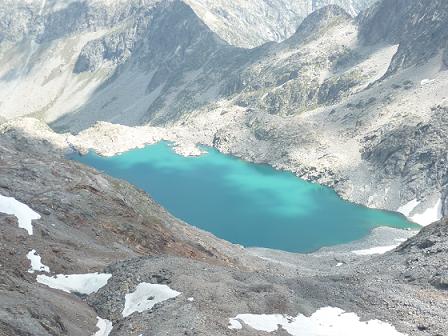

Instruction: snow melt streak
[229,307,406,336]
[27,249,50,273]
[0,194,40,235]
[352,245,398,256]
[93,317,113,336]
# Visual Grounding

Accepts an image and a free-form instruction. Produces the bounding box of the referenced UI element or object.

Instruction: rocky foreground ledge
[0,126,447,335]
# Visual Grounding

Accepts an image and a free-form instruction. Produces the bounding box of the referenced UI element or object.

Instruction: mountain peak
[288,5,352,44]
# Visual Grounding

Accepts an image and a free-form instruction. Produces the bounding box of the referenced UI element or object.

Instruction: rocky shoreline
[1,127,447,335]
[1,0,447,224]
[0,117,425,266]
[1,117,440,228]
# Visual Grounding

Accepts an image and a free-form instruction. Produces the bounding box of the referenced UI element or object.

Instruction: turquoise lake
[73,141,417,253]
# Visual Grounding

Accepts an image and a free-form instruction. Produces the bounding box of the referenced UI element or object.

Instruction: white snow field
[26,249,50,273]
[397,199,421,217]
[229,307,406,335]
[36,273,112,294]
[0,194,41,235]
[228,319,243,330]
[352,245,399,256]
[122,283,181,317]
[410,198,443,226]
[93,317,113,336]
[397,197,443,226]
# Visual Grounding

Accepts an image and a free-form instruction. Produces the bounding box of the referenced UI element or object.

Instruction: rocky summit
[1,0,448,335]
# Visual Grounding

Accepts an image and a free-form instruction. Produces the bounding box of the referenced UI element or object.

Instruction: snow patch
[38,0,46,15]
[397,199,420,217]
[93,317,113,336]
[0,194,41,235]
[229,307,406,336]
[410,198,442,226]
[27,249,50,273]
[397,198,443,226]
[122,283,181,317]
[420,78,435,86]
[352,245,398,256]
[37,273,111,294]
[228,319,243,330]
[232,314,287,332]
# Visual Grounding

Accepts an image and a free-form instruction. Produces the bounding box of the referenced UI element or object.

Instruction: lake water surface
[73,142,417,252]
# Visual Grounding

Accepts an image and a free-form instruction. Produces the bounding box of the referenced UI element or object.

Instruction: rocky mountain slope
[0,124,252,335]
[0,0,375,49]
[1,1,448,335]
[359,0,448,76]
[184,0,376,48]
[1,0,446,219]
[1,124,447,336]
[0,0,375,126]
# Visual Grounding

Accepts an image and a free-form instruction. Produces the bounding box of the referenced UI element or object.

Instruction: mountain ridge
[2,0,448,219]
[1,1,448,334]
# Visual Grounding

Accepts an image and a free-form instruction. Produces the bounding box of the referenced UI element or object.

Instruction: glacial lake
[73,141,418,253]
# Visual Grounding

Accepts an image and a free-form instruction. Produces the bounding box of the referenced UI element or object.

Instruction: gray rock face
[0,0,374,48]
[362,106,448,203]
[359,0,448,76]
[72,0,226,74]
[73,30,135,73]
[218,6,365,118]
[184,0,376,48]
[0,2,374,130]
[55,0,243,127]
[1,0,136,44]
[393,218,448,289]
[288,4,353,43]
[0,1,397,129]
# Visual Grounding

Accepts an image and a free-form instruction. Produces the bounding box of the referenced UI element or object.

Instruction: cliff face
[395,218,448,289]
[0,0,375,48]
[184,0,376,48]
[359,0,448,76]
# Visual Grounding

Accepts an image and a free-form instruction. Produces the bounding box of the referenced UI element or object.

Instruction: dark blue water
[72,142,417,252]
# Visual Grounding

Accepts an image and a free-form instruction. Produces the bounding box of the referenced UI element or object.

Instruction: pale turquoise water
[72,142,417,252]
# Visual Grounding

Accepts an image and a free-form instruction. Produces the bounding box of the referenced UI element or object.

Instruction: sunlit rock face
[359,0,448,76]
[0,0,367,129]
